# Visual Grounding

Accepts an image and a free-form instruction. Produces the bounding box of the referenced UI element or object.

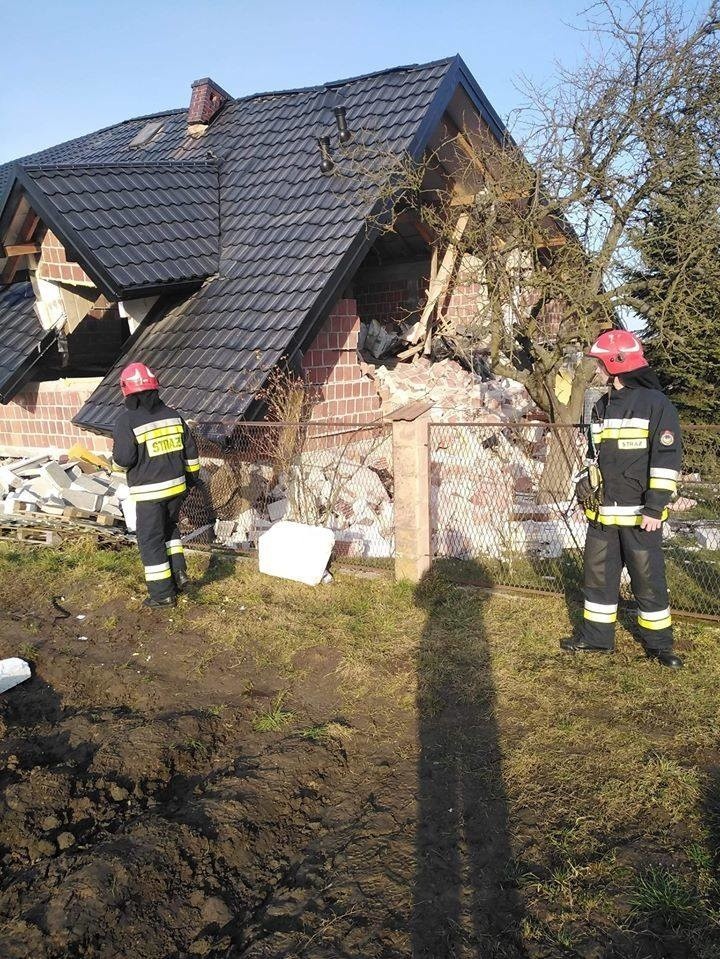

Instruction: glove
[574,463,603,510]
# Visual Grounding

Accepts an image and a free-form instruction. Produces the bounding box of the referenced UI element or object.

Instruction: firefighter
[112,363,202,608]
[561,330,683,668]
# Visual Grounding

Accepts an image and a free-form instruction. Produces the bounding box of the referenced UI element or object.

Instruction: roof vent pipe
[317,136,334,174]
[334,106,352,144]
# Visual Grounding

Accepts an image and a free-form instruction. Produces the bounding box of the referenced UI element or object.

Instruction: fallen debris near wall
[360,355,538,423]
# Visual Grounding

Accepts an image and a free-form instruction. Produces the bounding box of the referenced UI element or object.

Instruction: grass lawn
[0,539,719,958]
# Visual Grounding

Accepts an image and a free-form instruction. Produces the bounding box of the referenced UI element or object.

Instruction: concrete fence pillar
[391,402,432,582]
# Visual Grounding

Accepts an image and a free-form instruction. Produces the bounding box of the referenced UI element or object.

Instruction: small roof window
[129,120,165,149]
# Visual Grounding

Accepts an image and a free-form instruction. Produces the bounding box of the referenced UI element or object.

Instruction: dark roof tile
[0,283,56,403]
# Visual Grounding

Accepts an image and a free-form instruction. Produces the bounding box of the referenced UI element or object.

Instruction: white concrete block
[28,476,57,499]
[214,519,236,544]
[71,475,110,495]
[39,497,66,516]
[16,487,39,505]
[696,526,720,550]
[267,498,289,522]
[0,466,19,493]
[258,521,335,586]
[41,462,73,491]
[62,489,101,512]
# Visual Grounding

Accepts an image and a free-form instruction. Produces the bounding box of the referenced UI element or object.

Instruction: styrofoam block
[0,658,31,694]
[121,498,137,532]
[3,494,18,515]
[258,521,335,586]
[16,487,39,505]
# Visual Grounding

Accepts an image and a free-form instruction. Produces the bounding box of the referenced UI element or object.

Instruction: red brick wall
[354,276,422,327]
[302,299,382,422]
[0,380,111,454]
[37,230,93,286]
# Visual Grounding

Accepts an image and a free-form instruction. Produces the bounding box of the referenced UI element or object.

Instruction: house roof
[0,282,56,404]
[0,56,506,433]
[7,163,221,298]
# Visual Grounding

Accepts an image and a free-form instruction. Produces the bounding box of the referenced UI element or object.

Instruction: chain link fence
[430,422,720,621]
[180,421,394,564]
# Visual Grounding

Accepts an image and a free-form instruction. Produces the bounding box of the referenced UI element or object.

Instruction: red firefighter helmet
[120,362,159,397]
[588,329,648,375]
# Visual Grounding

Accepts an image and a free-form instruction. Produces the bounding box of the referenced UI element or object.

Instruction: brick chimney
[187,78,232,137]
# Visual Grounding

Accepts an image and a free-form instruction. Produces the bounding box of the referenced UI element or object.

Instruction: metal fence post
[390,402,432,582]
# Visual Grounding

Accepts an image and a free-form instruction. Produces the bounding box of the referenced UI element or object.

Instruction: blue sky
[1,0,596,164]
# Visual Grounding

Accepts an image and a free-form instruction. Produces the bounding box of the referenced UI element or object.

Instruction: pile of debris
[361,355,537,423]
[0,447,134,530]
[200,435,395,559]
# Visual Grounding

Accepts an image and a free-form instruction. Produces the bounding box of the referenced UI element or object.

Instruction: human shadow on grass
[412,562,527,958]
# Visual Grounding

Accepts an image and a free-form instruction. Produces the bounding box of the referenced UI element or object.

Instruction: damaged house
[0,56,548,457]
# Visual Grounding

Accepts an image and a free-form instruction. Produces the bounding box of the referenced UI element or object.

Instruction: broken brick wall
[37,230,94,286]
[302,299,381,422]
[0,380,112,454]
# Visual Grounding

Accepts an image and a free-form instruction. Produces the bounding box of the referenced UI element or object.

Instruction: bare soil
[0,546,718,958]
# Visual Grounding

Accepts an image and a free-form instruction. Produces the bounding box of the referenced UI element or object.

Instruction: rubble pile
[0,449,134,530]
[203,435,395,559]
[361,355,538,423]
[429,426,578,560]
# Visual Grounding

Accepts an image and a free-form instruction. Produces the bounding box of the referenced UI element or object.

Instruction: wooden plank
[2,243,41,257]
[409,212,469,347]
[396,342,425,361]
[412,219,435,246]
[422,246,440,357]
[7,526,63,547]
[536,235,567,248]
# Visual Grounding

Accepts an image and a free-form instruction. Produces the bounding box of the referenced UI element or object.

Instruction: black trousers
[136,496,187,600]
[581,523,673,652]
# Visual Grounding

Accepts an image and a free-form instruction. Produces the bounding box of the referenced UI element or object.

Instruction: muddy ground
[0,546,719,958]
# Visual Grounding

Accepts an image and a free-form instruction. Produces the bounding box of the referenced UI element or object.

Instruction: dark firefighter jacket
[112,399,201,502]
[587,384,681,526]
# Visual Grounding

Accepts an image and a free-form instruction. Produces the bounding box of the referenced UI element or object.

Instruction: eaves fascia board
[15,167,123,301]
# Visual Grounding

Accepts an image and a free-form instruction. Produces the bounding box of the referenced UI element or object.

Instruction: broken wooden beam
[2,243,42,257]
[408,212,469,349]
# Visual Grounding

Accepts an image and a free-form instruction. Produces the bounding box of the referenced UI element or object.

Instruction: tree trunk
[538,427,580,504]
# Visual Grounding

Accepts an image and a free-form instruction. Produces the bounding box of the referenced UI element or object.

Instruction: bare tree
[346,0,720,432]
